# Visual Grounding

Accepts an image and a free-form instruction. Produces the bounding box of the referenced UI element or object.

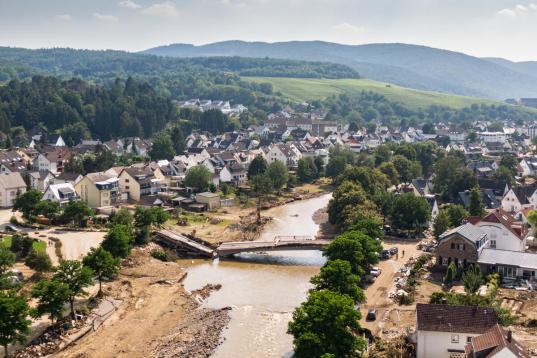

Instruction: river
[180,193,331,358]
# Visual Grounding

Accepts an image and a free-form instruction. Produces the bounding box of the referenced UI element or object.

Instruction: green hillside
[244,76,509,110]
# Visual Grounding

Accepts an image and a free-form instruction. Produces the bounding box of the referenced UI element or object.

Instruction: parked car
[366,309,377,321]
[380,250,391,259]
[364,275,376,284]
[389,247,398,256]
[370,267,382,277]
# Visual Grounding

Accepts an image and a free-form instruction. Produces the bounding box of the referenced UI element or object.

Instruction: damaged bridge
[154,229,214,258]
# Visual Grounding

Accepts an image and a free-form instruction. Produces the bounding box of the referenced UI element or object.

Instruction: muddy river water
[180,194,331,357]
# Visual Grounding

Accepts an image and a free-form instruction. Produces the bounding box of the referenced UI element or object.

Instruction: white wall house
[416,304,498,358]
[0,173,27,208]
[481,131,507,144]
[473,209,527,252]
[43,183,79,207]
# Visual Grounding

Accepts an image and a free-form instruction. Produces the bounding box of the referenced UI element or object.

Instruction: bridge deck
[154,229,214,257]
[217,237,331,256]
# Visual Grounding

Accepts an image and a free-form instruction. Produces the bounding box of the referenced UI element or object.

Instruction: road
[360,238,422,335]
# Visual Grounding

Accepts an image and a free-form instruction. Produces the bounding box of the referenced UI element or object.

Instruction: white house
[472,209,527,252]
[501,185,536,213]
[219,166,233,183]
[267,143,302,168]
[464,323,528,358]
[43,183,79,207]
[416,304,498,358]
[481,131,507,144]
[0,172,27,208]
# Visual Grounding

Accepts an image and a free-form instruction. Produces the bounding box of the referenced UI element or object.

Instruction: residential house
[228,163,247,185]
[416,304,498,358]
[0,150,28,174]
[43,183,79,207]
[75,172,121,208]
[501,184,537,213]
[0,173,27,207]
[29,170,55,191]
[267,143,302,168]
[478,248,537,283]
[49,171,83,186]
[464,323,528,358]
[457,189,500,211]
[195,192,221,210]
[472,209,527,252]
[119,166,161,202]
[411,178,435,196]
[33,149,71,174]
[48,134,66,147]
[436,223,488,268]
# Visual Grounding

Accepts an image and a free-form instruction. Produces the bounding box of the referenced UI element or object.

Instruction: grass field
[244,76,525,110]
[1,235,46,253]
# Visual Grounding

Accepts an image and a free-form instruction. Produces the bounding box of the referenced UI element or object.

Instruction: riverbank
[54,246,229,358]
[164,180,333,246]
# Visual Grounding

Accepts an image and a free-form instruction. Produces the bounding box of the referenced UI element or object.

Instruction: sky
[1,0,537,61]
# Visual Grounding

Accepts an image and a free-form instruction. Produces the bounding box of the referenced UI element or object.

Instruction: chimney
[507,330,512,343]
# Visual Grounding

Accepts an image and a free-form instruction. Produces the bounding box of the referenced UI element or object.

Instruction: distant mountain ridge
[142,41,537,100]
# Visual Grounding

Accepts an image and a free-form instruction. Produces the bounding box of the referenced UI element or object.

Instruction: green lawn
[243,76,535,111]
[1,235,46,253]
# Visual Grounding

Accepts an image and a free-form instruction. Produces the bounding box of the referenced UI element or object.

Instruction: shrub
[150,250,170,262]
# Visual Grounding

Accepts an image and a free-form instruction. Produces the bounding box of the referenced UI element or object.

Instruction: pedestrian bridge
[217,236,331,257]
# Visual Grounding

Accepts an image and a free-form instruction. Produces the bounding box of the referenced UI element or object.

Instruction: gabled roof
[479,208,527,240]
[0,172,26,189]
[416,304,497,334]
[439,223,486,244]
[465,324,528,358]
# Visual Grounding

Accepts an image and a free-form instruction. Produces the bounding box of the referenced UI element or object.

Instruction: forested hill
[0,47,359,81]
[0,76,177,143]
[142,41,537,100]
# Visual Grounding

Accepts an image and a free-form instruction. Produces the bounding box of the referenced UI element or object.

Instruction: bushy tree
[53,260,93,320]
[13,189,42,219]
[389,193,431,234]
[31,279,70,323]
[102,224,134,258]
[468,186,485,216]
[310,260,365,302]
[83,247,120,296]
[327,181,380,229]
[33,200,60,219]
[392,155,422,183]
[266,161,288,192]
[0,290,31,358]
[25,250,53,275]
[61,200,93,227]
[247,155,268,179]
[462,264,483,295]
[297,157,318,183]
[323,231,381,277]
[444,204,469,227]
[433,210,451,239]
[251,174,273,224]
[149,133,175,160]
[184,165,212,192]
[110,208,133,227]
[444,262,457,286]
[288,290,364,358]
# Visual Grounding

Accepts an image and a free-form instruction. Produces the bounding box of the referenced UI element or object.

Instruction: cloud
[141,1,178,18]
[333,22,366,35]
[118,0,142,9]
[93,13,119,22]
[496,3,537,17]
[55,14,72,21]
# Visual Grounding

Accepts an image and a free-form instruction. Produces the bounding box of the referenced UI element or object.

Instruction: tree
[288,290,364,358]
[528,210,537,234]
[31,279,71,323]
[310,260,365,302]
[251,174,273,224]
[0,246,15,276]
[444,204,469,227]
[374,145,392,166]
[462,264,483,295]
[247,155,268,179]
[468,186,485,216]
[183,165,212,192]
[493,166,515,187]
[378,162,399,185]
[266,161,288,192]
[433,157,477,201]
[169,125,185,155]
[325,156,347,180]
[327,181,381,230]
[53,260,93,320]
[25,250,53,276]
[433,210,451,239]
[149,133,175,160]
[323,231,381,277]
[0,290,31,358]
[348,218,383,239]
[33,200,60,219]
[444,262,457,286]
[392,155,422,183]
[338,166,391,194]
[13,189,42,219]
[102,224,134,258]
[110,208,133,227]
[83,247,120,296]
[389,193,431,234]
[61,200,93,226]
[297,157,318,183]
[313,156,324,176]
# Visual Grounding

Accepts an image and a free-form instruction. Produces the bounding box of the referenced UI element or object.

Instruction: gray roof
[439,223,486,243]
[478,249,537,270]
[0,172,26,189]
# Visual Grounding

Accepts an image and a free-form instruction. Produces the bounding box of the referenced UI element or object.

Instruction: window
[451,334,459,343]
[451,243,455,249]
[467,336,473,343]
[125,179,129,183]
[490,240,496,248]
[125,186,130,190]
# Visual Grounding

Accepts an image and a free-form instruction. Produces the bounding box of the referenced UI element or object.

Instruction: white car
[370,267,382,277]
